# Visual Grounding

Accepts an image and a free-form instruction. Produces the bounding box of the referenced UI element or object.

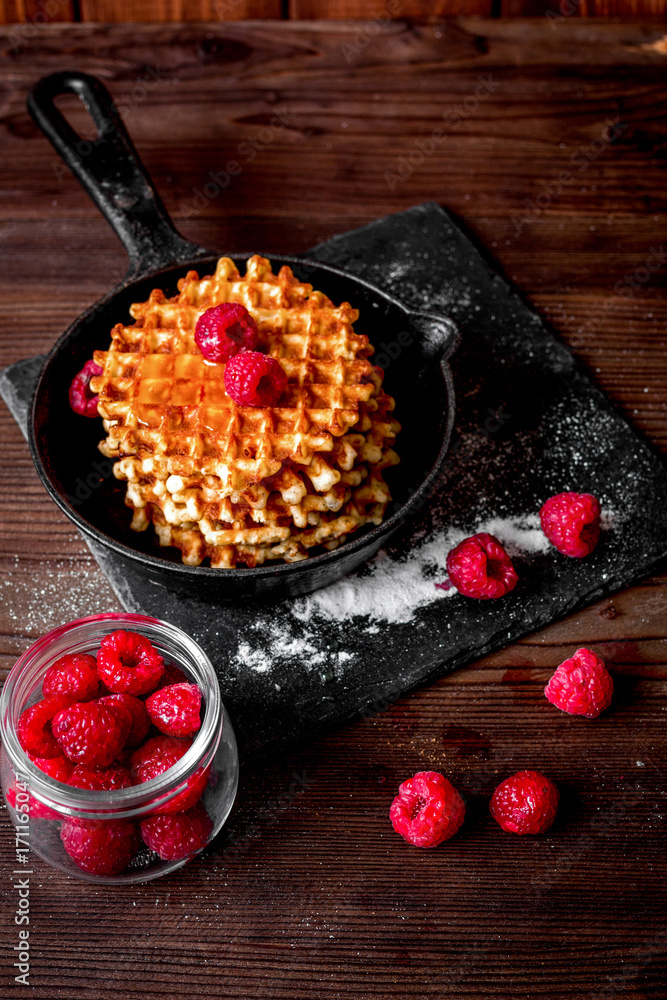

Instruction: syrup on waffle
[90,255,400,568]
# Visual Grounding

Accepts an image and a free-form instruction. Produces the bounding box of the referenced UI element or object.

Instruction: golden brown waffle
[115,392,398,529]
[90,255,399,568]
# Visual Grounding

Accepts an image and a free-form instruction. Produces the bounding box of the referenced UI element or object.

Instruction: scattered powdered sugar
[292,513,550,627]
[1,557,118,651]
[230,506,617,674]
[230,619,330,673]
[482,514,549,559]
[233,642,272,674]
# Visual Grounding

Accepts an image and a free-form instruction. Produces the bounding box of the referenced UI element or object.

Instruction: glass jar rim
[0,612,223,819]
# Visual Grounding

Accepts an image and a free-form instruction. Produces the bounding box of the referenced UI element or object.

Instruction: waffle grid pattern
[90,255,399,567]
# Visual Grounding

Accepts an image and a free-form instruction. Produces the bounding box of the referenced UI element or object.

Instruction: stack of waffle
[90,255,400,568]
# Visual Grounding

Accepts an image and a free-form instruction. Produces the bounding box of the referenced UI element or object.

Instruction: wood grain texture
[0,19,666,1000]
[290,0,495,17]
[0,0,73,24]
[4,0,667,20]
[78,0,283,21]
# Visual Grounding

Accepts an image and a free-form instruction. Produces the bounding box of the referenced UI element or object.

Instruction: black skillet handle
[28,71,209,280]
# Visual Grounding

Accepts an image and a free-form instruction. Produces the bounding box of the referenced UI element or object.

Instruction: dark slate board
[4,203,667,762]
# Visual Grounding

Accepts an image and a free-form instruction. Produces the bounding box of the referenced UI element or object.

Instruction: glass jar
[0,612,238,884]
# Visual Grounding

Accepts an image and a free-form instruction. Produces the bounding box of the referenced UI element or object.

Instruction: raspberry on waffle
[90,255,400,568]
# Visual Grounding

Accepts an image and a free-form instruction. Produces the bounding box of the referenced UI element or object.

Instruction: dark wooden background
[2,0,667,22]
[1,17,666,1000]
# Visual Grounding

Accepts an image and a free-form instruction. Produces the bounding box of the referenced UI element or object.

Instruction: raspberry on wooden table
[490,770,559,835]
[544,647,613,719]
[140,802,213,861]
[69,359,103,418]
[195,303,258,363]
[539,491,601,558]
[43,653,99,702]
[390,771,465,848]
[145,683,202,738]
[129,735,209,814]
[223,350,287,407]
[445,532,519,599]
[60,817,140,875]
[68,763,133,791]
[96,630,164,696]
[18,694,73,758]
[52,702,131,767]
[98,693,150,747]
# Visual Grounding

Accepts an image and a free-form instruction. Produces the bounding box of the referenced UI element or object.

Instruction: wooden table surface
[1,18,666,999]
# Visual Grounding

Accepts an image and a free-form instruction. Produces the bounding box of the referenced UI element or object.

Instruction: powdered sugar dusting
[231,620,330,674]
[1,557,117,652]
[228,505,619,675]
[234,642,272,674]
[293,513,550,627]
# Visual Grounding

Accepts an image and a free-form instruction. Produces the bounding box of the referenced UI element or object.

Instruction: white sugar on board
[232,511,590,675]
[293,513,550,628]
[232,502,620,674]
[232,621,330,674]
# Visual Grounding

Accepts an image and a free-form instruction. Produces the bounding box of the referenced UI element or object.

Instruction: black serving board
[3,203,667,762]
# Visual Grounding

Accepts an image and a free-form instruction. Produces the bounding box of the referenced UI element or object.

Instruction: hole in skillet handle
[27,70,209,280]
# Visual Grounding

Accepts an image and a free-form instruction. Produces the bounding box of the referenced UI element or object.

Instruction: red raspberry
[140,802,213,861]
[195,303,258,363]
[52,702,131,767]
[27,752,74,783]
[129,736,209,814]
[97,630,164,696]
[446,532,519,599]
[490,770,559,834]
[390,771,465,848]
[6,754,74,820]
[544,647,613,718]
[224,350,287,407]
[60,817,140,875]
[145,683,202,738]
[42,653,99,702]
[98,693,150,747]
[69,359,103,418]
[540,491,601,557]
[18,694,73,758]
[68,763,132,791]
[5,784,61,821]
[155,662,190,690]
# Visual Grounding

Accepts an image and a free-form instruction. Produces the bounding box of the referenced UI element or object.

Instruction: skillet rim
[29,252,458,582]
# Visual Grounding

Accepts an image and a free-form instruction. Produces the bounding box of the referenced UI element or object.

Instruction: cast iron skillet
[27,71,459,603]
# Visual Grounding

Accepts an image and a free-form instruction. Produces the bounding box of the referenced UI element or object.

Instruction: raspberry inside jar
[0,613,238,883]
